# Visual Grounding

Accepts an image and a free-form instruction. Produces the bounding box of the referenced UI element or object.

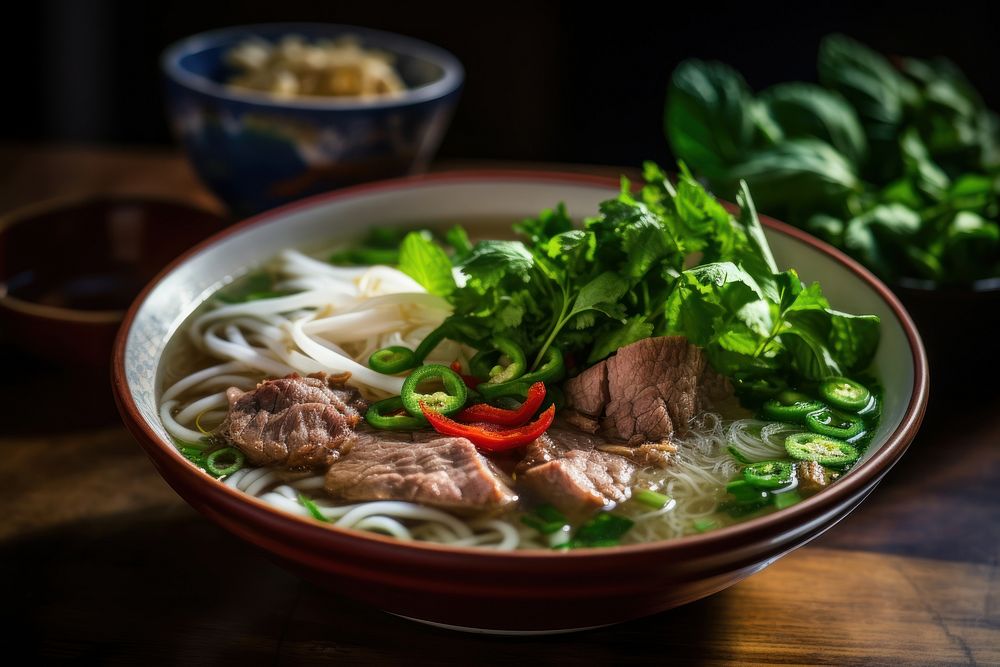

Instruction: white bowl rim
[113,170,930,560]
[160,22,465,111]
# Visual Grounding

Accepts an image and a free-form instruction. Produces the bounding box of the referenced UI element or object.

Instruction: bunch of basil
[665,34,1000,285]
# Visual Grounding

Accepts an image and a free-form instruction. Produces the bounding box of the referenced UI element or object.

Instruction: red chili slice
[455,382,546,427]
[420,403,556,452]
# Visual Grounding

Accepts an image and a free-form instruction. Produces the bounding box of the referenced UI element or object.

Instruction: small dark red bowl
[113,172,929,633]
[0,196,227,367]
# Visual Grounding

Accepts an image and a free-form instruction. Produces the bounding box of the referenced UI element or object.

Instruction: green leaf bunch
[665,34,1000,285]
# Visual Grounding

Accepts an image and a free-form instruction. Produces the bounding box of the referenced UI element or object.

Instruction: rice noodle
[158,249,795,550]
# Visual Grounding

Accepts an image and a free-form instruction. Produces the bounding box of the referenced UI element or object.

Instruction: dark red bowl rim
[0,194,227,323]
[112,170,929,562]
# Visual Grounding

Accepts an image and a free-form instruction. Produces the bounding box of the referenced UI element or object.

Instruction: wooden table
[1,145,997,665]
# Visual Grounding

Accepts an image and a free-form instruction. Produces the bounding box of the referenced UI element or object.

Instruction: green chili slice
[365,396,427,430]
[401,364,468,416]
[412,324,452,364]
[819,377,872,412]
[761,389,825,424]
[205,447,245,477]
[368,346,418,374]
[527,345,566,382]
[742,460,794,489]
[477,380,533,400]
[785,432,860,467]
[484,336,527,384]
[805,407,865,440]
[469,349,500,380]
[478,346,565,399]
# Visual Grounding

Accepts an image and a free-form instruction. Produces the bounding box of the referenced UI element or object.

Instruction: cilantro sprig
[334,162,880,393]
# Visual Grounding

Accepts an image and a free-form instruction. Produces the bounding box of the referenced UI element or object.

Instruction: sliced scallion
[298,493,330,523]
[571,513,634,548]
[521,504,569,535]
[633,488,672,509]
[693,518,718,533]
[773,491,803,510]
[205,447,245,477]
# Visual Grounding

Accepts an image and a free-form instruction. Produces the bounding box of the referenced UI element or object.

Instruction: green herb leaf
[666,59,758,181]
[587,316,654,364]
[444,225,473,262]
[572,513,634,548]
[724,139,860,213]
[760,82,868,164]
[818,33,912,131]
[459,240,535,289]
[398,231,457,297]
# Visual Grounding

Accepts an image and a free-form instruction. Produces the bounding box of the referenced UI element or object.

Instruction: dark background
[4,0,999,166]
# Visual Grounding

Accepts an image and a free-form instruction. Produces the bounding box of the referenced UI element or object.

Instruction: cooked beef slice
[223,372,367,469]
[796,461,829,494]
[564,362,608,417]
[324,435,518,514]
[515,428,638,515]
[564,336,732,443]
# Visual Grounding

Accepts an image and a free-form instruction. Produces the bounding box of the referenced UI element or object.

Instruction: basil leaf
[398,232,457,297]
[760,82,868,164]
[827,310,881,372]
[781,319,843,381]
[844,204,923,280]
[731,181,780,302]
[724,139,860,212]
[900,129,951,200]
[818,33,912,131]
[666,59,758,181]
[942,212,1000,282]
[804,214,846,245]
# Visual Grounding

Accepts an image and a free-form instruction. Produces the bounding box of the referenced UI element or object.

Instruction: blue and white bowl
[162,23,464,215]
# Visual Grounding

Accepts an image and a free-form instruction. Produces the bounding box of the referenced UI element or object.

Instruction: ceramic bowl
[162,23,464,216]
[0,196,227,367]
[112,172,928,633]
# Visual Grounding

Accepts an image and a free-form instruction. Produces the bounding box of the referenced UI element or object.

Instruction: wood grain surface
[0,145,997,665]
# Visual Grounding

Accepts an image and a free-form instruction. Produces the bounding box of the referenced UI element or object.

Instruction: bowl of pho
[113,166,928,633]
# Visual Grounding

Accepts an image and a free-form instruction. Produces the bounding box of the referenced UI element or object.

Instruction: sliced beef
[564,336,732,444]
[324,435,518,515]
[223,372,367,469]
[564,362,608,417]
[515,428,638,515]
[796,461,830,494]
